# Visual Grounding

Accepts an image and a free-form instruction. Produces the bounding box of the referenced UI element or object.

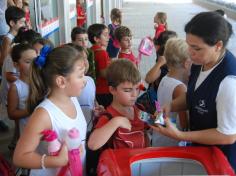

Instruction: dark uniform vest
[187,50,236,171]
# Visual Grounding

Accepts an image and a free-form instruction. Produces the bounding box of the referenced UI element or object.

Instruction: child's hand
[114,117,131,131]
[154,23,158,29]
[93,105,105,117]
[157,56,166,66]
[162,103,171,118]
[56,143,68,167]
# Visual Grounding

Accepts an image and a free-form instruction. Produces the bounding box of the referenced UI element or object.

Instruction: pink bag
[137,37,154,64]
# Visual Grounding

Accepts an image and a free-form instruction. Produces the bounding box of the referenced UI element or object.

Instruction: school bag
[107,24,120,58]
[0,154,15,176]
[137,36,154,64]
[86,112,113,176]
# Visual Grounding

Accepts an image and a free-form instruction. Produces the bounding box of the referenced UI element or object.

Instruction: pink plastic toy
[137,37,154,64]
[41,130,61,156]
[58,128,83,176]
[41,128,83,176]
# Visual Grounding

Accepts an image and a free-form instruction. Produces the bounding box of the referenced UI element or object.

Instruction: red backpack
[0,154,15,176]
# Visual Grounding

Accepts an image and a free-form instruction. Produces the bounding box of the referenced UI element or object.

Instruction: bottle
[41,130,61,156]
[66,128,82,151]
[66,128,83,176]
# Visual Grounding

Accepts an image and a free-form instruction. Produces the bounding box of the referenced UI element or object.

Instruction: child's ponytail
[27,46,52,113]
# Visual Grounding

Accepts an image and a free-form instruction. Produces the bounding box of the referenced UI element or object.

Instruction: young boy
[114,26,137,66]
[152,38,191,147]
[0,6,25,131]
[88,59,149,150]
[71,26,96,81]
[87,23,112,108]
[0,6,25,66]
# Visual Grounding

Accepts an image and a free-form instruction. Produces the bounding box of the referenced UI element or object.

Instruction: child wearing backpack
[106,8,122,59]
[88,59,149,150]
[115,26,138,66]
[88,23,112,108]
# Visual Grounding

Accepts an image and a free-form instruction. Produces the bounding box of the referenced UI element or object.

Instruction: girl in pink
[154,12,167,39]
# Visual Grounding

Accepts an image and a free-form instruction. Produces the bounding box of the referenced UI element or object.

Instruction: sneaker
[0,120,9,132]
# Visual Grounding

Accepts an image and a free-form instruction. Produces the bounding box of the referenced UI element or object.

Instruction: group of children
[0,4,199,176]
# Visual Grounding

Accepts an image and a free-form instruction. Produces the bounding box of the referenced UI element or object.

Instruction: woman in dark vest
[151,11,236,171]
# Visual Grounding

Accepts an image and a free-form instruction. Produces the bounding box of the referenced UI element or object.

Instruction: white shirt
[30,97,87,176]
[195,64,236,135]
[14,79,29,134]
[77,76,96,131]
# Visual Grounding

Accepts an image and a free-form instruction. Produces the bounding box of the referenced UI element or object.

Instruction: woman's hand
[151,117,182,140]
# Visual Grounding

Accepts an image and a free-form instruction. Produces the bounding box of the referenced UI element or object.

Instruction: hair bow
[35,45,52,68]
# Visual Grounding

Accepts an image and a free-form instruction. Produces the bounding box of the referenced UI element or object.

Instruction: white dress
[30,97,87,176]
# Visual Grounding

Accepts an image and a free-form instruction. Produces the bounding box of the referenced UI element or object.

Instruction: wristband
[41,154,47,169]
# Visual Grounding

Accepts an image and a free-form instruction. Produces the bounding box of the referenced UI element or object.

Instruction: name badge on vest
[194,99,209,115]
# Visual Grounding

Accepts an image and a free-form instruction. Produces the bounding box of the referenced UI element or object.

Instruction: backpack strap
[92,111,113,129]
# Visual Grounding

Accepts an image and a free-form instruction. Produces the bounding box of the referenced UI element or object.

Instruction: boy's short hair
[71,27,87,41]
[5,6,25,27]
[107,59,141,88]
[114,26,132,42]
[87,23,107,44]
[14,27,42,44]
[164,38,189,68]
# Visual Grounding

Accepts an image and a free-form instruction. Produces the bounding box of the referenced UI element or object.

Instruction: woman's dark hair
[185,11,233,47]
[215,9,225,16]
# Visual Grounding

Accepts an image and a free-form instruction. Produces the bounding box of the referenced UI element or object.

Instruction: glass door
[37,0,60,46]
